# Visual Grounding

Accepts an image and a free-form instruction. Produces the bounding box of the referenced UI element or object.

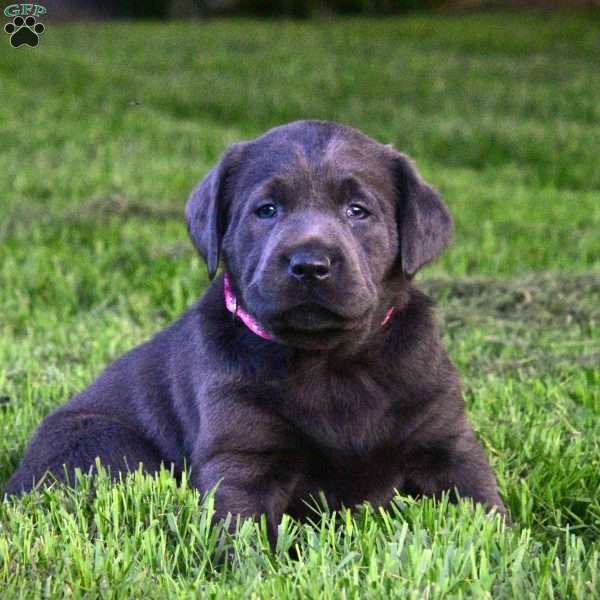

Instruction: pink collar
[223,273,395,341]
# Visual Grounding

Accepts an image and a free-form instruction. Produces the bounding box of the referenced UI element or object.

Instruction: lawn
[1,12,599,599]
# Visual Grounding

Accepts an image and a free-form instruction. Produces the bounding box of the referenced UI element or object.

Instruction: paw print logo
[4,15,45,48]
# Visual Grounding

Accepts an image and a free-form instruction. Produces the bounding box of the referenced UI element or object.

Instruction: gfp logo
[4,4,47,47]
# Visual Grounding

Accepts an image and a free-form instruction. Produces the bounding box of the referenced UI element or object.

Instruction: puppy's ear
[185,143,246,280]
[392,153,453,277]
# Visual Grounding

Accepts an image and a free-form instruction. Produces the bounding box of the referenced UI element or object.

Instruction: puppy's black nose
[289,251,331,282]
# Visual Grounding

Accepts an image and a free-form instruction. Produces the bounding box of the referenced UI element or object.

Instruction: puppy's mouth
[269,303,357,335]
[262,304,363,350]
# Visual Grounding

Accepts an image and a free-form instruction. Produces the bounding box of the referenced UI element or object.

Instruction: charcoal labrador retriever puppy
[5,120,507,538]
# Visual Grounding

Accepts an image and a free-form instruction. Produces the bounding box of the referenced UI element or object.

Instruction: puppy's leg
[5,410,164,496]
[405,424,507,519]
[194,451,301,547]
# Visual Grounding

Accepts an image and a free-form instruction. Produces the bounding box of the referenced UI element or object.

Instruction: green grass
[1,12,599,598]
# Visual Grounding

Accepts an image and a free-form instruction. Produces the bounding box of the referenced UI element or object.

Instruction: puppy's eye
[255,203,278,219]
[346,204,370,219]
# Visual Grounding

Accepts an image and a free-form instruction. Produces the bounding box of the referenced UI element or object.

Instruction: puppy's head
[186,120,452,349]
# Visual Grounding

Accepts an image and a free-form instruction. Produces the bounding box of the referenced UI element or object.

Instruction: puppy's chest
[273,368,404,454]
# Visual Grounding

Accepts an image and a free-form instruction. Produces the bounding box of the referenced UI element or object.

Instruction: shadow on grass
[424,271,600,374]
